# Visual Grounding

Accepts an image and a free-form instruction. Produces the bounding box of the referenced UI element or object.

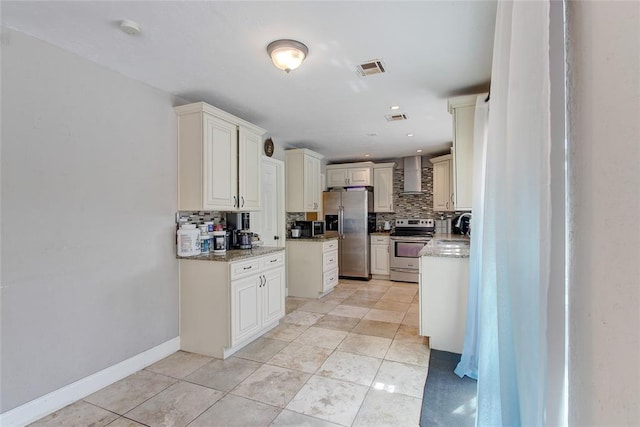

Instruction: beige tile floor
[30,279,430,427]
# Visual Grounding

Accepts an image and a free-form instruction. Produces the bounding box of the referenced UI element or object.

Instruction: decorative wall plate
[264,138,275,157]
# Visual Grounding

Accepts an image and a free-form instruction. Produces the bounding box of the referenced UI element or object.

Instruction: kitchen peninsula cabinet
[179,250,285,359]
[430,154,453,211]
[326,162,373,187]
[285,148,323,212]
[175,102,266,212]
[373,163,395,213]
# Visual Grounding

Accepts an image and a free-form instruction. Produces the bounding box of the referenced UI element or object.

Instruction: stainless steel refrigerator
[323,189,375,279]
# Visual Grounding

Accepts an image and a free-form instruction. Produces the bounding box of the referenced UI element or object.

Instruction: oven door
[390,237,429,269]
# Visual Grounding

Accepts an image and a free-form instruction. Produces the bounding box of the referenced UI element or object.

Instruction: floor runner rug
[420,350,478,426]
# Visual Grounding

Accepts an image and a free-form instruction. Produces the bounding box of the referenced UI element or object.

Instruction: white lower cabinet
[180,251,285,359]
[419,254,469,353]
[370,234,390,277]
[287,239,339,298]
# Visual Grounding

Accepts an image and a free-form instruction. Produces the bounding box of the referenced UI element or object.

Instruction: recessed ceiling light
[119,20,141,35]
[365,154,370,158]
[407,133,414,137]
[390,105,400,110]
[367,133,378,137]
[417,149,423,153]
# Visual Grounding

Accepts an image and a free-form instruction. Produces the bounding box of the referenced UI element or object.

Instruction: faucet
[455,213,472,235]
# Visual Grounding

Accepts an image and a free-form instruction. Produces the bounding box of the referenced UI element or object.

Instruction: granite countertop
[370,231,393,236]
[286,235,339,242]
[420,233,471,258]
[177,246,285,262]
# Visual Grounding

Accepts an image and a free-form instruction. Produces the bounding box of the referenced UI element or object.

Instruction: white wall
[1,29,180,412]
[567,1,640,425]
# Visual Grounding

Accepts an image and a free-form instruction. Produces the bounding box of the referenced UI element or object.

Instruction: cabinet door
[261,267,285,326]
[348,168,372,186]
[433,160,452,211]
[304,155,320,211]
[238,127,262,211]
[453,105,475,210]
[327,168,348,188]
[373,167,394,213]
[231,275,261,346]
[371,243,390,275]
[203,114,238,211]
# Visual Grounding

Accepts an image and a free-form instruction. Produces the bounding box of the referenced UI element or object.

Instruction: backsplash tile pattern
[375,166,453,229]
[177,211,224,226]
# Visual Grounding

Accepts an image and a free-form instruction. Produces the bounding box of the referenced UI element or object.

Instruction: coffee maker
[226,213,253,249]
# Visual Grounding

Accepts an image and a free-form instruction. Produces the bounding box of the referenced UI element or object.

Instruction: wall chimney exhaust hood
[402,156,425,194]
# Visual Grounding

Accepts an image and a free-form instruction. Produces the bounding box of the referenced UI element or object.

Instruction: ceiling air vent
[356,59,386,77]
[385,113,408,121]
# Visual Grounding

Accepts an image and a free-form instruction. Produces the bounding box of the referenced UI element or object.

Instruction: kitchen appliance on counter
[389,218,435,283]
[226,212,253,249]
[452,213,471,235]
[294,220,325,238]
[323,188,376,279]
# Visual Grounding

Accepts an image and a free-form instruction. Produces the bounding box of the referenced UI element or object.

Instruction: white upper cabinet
[175,102,266,212]
[430,154,453,211]
[285,148,324,212]
[238,126,262,210]
[447,94,486,211]
[326,163,373,187]
[373,163,395,213]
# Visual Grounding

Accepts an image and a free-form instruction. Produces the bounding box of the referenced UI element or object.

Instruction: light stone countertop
[420,233,471,258]
[177,246,285,262]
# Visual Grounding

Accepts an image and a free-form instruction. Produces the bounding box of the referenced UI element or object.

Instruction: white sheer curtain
[475,1,552,425]
[455,95,489,380]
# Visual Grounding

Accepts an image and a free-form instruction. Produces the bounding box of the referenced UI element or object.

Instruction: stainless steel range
[389,218,435,283]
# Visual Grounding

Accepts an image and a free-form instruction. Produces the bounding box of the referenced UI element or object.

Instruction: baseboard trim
[0,337,180,427]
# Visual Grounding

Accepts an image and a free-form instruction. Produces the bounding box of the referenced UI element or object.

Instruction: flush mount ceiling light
[267,39,308,73]
[119,19,141,35]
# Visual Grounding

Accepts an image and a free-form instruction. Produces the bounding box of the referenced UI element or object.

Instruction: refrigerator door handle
[339,206,344,239]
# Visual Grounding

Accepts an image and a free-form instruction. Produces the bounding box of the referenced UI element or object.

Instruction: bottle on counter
[177,224,200,256]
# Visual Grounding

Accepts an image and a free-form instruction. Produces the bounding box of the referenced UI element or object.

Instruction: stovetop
[390,218,435,238]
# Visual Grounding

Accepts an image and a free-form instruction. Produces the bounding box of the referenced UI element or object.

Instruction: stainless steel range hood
[402,156,425,194]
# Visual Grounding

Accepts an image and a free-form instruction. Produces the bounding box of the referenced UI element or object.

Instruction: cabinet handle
[274,235,279,240]
[243,265,253,270]
[270,258,277,263]
[233,196,237,208]
[261,275,266,287]
[241,196,245,207]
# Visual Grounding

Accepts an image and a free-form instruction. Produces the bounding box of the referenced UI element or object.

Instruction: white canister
[177,224,200,256]
[212,230,227,254]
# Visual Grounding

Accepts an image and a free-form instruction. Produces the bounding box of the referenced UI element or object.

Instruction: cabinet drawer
[323,268,339,292]
[231,258,261,280]
[323,250,338,271]
[371,235,390,245]
[260,252,285,270]
[323,240,338,252]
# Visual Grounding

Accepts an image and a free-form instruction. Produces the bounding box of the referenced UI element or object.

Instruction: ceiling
[1,1,496,163]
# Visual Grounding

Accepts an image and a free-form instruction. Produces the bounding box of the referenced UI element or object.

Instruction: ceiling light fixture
[390,105,400,110]
[417,149,423,153]
[267,39,308,73]
[119,19,141,36]
[407,133,414,137]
